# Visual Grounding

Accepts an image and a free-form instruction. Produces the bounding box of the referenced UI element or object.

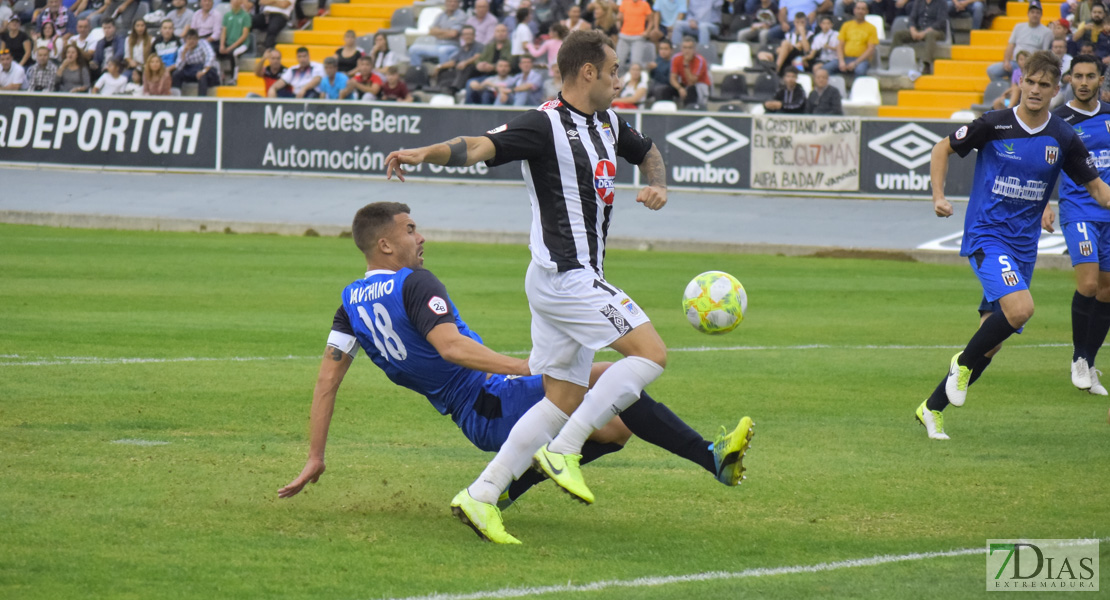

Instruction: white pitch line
[378,538,1107,600]
[0,343,1073,366]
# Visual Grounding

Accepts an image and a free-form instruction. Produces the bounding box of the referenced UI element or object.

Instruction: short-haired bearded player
[384,30,754,542]
[1043,54,1110,397]
[917,50,1110,440]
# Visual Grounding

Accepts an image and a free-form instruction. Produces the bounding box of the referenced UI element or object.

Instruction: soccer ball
[682,271,747,334]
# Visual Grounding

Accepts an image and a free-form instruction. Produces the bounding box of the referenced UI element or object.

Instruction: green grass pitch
[1,223,1107,599]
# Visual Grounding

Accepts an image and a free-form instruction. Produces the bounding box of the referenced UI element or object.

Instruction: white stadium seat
[405,7,442,36]
[842,76,881,107]
[710,43,753,75]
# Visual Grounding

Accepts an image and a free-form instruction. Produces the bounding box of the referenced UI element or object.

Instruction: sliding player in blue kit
[916,51,1110,440]
[1044,54,1110,397]
[278,203,753,542]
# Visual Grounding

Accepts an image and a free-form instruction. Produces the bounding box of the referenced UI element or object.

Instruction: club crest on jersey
[620,297,640,316]
[1045,146,1059,165]
[1002,271,1019,287]
[1080,240,1094,256]
[594,159,616,205]
[955,125,968,140]
[601,123,615,145]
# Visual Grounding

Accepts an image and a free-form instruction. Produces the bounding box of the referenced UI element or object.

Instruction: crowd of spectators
[0,0,1021,110]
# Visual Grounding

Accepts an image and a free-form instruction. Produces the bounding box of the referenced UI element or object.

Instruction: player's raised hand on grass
[1041,204,1056,233]
[933,197,953,218]
[278,457,326,498]
[636,185,667,211]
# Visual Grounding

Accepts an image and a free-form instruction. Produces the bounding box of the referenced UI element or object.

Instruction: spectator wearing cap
[987,0,1052,80]
[172,29,219,95]
[806,67,843,114]
[947,0,983,31]
[0,15,31,66]
[315,55,347,99]
[892,0,947,74]
[764,70,807,112]
[25,45,57,90]
[268,46,321,98]
[825,1,877,76]
[408,0,468,66]
[0,47,26,89]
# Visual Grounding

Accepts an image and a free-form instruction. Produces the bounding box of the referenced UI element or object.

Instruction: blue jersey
[950,107,1098,262]
[1054,101,1110,225]
[335,268,487,421]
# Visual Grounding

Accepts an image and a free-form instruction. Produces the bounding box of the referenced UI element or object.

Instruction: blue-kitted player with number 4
[916,51,1110,440]
[1044,54,1110,397]
[278,202,753,542]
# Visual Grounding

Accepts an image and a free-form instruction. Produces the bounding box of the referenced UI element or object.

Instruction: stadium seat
[796,72,812,95]
[828,74,847,98]
[719,102,745,112]
[428,93,456,105]
[405,64,429,90]
[865,14,885,40]
[710,73,747,100]
[650,100,678,112]
[387,33,410,62]
[748,103,766,115]
[885,16,909,43]
[710,43,753,75]
[697,43,719,67]
[950,110,976,120]
[876,46,917,76]
[842,76,881,107]
[405,7,442,36]
[971,80,1008,112]
[379,7,416,34]
[739,72,779,103]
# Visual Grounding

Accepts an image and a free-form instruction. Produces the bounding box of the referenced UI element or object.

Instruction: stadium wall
[0,93,974,199]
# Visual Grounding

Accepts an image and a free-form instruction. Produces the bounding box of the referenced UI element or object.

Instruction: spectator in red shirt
[378,65,413,101]
[341,55,382,100]
[253,47,285,95]
[669,35,710,107]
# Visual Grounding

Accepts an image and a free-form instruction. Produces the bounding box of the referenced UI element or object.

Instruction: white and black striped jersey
[483,94,654,277]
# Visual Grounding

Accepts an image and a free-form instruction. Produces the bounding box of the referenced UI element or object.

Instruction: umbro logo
[868,123,942,170]
[566,129,579,139]
[665,117,749,163]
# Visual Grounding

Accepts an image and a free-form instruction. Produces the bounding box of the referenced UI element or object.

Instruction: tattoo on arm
[640,144,666,189]
[445,137,468,167]
[328,347,346,362]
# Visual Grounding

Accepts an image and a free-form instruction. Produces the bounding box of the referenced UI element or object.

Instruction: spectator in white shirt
[92,57,128,93]
[0,47,26,89]
[510,7,533,55]
[268,45,323,97]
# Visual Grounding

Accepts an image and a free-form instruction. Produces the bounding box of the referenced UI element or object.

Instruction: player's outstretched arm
[278,347,354,498]
[931,137,955,218]
[384,136,496,182]
[1083,178,1110,210]
[426,322,531,376]
[635,142,667,211]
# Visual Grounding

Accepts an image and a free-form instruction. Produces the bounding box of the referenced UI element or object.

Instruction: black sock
[925,355,993,412]
[505,441,623,501]
[958,311,1018,369]
[619,392,716,474]
[1073,291,1095,361]
[968,356,992,386]
[1087,299,1110,367]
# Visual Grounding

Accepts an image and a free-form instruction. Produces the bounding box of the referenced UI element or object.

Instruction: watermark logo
[987,539,1099,592]
[665,117,749,163]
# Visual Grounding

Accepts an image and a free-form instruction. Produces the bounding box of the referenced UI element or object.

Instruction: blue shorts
[454,375,545,452]
[1063,221,1110,271]
[970,245,1034,313]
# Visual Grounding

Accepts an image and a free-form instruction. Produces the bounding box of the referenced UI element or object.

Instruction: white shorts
[525,261,651,387]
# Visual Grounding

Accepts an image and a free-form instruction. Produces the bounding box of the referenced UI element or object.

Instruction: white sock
[467,398,569,504]
[548,356,664,455]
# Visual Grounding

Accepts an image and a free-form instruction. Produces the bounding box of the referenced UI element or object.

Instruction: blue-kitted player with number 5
[916,51,1110,440]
